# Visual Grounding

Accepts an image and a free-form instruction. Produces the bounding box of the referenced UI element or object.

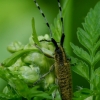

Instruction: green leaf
[72,60,89,81]
[2,49,40,67]
[0,93,20,100]
[33,93,52,99]
[47,84,58,94]
[0,66,11,81]
[9,76,30,99]
[93,39,100,54]
[77,28,92,52]
[70,43,91,64]
[94,51,100,66]
[77,2,100,55]
[62,0,70,17]
[73,88,93,100]
[51,13,62,42]
[0,68,30,99]
[93,67,100,89]
[30,86,52,99]
[32,17,40,46]
[72,1,100,67]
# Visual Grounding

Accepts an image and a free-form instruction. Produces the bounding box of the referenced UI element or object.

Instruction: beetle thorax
[54,46,66,65]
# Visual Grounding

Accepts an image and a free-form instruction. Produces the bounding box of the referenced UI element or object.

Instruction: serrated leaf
[77,28,92,52]
[83,8,100,41]
[94,67,100,89]
[32,18,40,46]
[73,1,100,70]
[78,2,100,55]
[70,43,91,64]
[93,39,100,53]
[72,60,89,81]
[94,51,100,66]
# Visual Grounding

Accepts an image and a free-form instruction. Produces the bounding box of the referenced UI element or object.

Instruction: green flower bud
[8,59,23,71]
[24,43,36,50]
[18,65,40,84]
[7,41,24,53]
[29,35,35,45]
[44,73,55,89]
[24,52,54,74]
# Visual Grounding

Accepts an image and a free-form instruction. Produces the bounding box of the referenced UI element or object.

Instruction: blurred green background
[0,0,100,92]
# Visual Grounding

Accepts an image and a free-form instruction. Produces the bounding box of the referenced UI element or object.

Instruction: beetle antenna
[33,0,53,38]
[57,0,65,46]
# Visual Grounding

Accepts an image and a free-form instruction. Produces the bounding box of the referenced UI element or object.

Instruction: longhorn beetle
[33,0,72,100]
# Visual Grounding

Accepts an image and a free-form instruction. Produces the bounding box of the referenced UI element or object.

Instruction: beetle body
[54,45,72,100]
[51,35,72,100]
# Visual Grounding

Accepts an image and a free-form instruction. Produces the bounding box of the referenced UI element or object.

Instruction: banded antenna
[33,0,65,46]
[33,0,52,38]
[57,0,65,46]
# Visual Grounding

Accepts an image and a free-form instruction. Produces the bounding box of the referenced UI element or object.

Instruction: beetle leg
[33,65,55,86]
[34,43,54,58]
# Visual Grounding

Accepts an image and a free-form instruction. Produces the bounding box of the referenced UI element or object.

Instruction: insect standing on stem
[33,0,72,100]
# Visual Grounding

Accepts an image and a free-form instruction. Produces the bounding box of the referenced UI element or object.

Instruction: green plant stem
[62,0,70,17]
[90,68,94,89]
[90,51,94,100]
[90,66,94,100]
[90,50,94,89]
[96,95,100,100]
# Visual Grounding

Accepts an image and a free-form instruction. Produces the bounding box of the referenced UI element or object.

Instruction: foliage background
[0,0,99,93]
